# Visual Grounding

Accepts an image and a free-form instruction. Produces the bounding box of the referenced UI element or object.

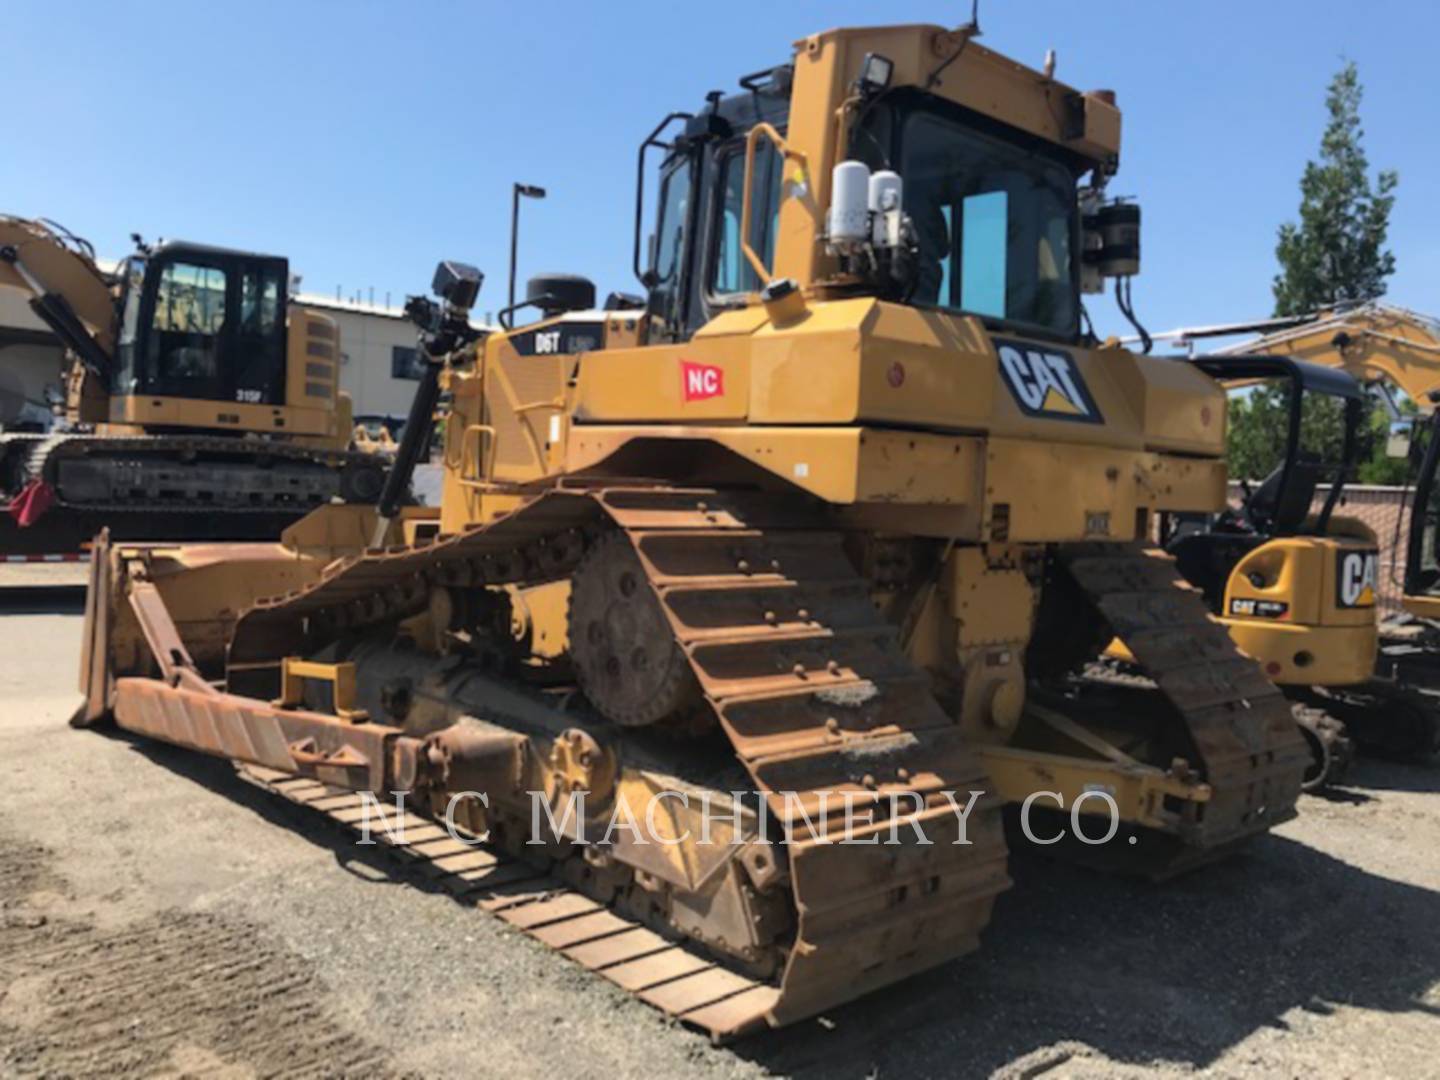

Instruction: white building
[0,289,65,430]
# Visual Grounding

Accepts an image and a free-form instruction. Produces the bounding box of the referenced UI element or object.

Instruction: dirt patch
[0,830,411,1079]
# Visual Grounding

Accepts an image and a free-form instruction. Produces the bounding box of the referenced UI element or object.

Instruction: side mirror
[1387,420,1414,460]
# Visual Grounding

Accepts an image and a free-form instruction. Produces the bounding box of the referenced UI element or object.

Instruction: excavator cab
[111,242,290,409]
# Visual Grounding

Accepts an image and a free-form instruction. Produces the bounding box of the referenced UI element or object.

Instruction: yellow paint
[1220,535,1380,686]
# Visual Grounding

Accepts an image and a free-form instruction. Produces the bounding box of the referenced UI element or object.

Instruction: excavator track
[1054,544,1309,868]
[1297,679,1440,760]
[2,432,386,514]
[225,486,1012,1033]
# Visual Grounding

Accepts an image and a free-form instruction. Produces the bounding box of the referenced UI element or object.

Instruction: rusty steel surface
[112,677,426,794]
[207,485,1012,1029]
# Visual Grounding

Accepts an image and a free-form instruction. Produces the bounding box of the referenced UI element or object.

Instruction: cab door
[230,259,288,405]
[137,250,289,408]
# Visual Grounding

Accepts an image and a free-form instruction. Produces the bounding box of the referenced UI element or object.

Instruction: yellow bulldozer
[0,215,392,555]
[70,22,1309,1037]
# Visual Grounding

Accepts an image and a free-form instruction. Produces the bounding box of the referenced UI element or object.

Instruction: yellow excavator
[71,22,1309,1038]
[0,216,391,555]
[1148,304,1440,764]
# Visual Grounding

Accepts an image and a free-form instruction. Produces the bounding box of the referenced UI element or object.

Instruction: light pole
[509,182,547,324]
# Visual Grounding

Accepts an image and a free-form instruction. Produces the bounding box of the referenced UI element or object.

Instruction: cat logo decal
[995,340,1103,424]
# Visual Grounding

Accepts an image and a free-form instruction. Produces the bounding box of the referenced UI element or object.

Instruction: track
[1056,545,1309,859]
[0,432,397,554]
[1078,660,1355,793]
[606,492,1011,1026]
[224,485,1013,1034]
[240,765,789,1041]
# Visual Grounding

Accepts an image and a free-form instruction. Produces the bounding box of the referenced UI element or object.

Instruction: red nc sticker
[681,360,724,402]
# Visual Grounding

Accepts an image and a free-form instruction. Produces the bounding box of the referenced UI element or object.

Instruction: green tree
[1272,61,1398,317]
[1228,385,1349,483]
[1355,394,1420,486]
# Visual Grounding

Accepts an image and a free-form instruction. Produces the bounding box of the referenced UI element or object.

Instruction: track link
[605,491,1011,1026]
[1058,545,1308,852]
[239,765,786,1041]
[1080,661,1354,793]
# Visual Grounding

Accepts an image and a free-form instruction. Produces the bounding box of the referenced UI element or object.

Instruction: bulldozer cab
[113,242,290,409]
[635,29,1116,347]
[638,73,792,342]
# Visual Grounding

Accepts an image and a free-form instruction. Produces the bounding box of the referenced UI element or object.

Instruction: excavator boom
[1154,302,1440,409]
[0,215,116,370]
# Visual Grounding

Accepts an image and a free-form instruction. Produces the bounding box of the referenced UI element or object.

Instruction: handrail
[739,123,806,287]
[459,423,497,486]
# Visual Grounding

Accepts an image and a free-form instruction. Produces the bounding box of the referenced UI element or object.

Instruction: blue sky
[5,1,1435,340]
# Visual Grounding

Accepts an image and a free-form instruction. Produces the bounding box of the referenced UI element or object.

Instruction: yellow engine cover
[1221,536,1380,686]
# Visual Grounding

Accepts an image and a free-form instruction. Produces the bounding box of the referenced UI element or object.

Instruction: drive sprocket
[568,530,700,727]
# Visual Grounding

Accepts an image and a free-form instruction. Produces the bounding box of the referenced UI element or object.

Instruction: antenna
[925,4,983,89]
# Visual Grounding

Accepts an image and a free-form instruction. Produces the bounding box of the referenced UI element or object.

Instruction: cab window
[643,157,694,343]
[653,159,692,287]
[114,257,146,395]
[889,108,1079,336]
[712,142,783,295]
[147,262,227,388]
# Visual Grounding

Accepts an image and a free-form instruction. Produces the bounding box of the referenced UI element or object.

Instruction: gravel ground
[1,585,1437,1078]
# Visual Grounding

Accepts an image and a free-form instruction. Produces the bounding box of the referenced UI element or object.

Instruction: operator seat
[1244,454,1322,535]
[1165,454,1324,612]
